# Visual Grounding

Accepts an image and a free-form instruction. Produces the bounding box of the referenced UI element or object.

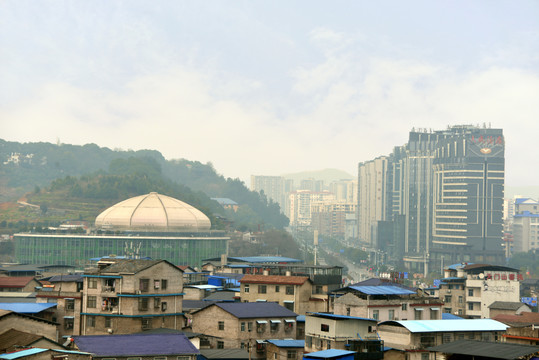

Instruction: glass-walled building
[14,192,229,268]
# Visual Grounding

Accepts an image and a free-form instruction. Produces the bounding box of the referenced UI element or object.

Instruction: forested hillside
[0,139,288,230]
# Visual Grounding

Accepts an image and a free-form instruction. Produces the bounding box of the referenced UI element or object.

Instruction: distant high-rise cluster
[358,125,505,272]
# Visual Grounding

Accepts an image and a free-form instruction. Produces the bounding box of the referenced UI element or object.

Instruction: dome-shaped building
[95,192,211,232]
[14,192,229,268]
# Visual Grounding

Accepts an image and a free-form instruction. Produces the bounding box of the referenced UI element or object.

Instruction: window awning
[270,320,281,324]
[284,320,296,323]
[430,307,440,311]
[257,320,268,324]
[256,340,266,344]
[283,300,294,303]
[256,299,267,302]
[63,316,74,319]
[415,308,424,311]
[64,298,75,300]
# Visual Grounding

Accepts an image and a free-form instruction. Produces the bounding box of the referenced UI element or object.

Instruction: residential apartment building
[512,198,539,252]
[288,190,335,229]
[304,313,379,353]
[239,274,326,315]
[311,201,357,238]
[190,302,297,359]
[437,263,521,318]
[332,283,443,322]
[328,180,357,203]
[357,156,389,248]
[250,175,289,213]
[81,259,184,335]
[378,319,508,360]
[36,274,83,339]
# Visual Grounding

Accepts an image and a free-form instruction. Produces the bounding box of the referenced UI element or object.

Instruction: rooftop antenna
[314,230,319,266]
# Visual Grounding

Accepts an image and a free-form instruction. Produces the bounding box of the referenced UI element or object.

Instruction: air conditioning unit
[447,290,451,293]
[136,290,142,294]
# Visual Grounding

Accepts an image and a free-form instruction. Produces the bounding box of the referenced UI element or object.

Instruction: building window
[64,318,74,330]
[414,309,423,320]
[141,318,152,330]
[241,322,246,331]
[218,321,225,330]
[88,278,97,289]
[421,353,429,360]
[314,285,323,294]
[286,286,294,295]
[258,285,267,294]
[154,297,161,309]
[321,324,329,332]
[139,279,149,292]
[154,280,160,289]
[287,350,297,360]
[257,322,266,333]
[388,310,395,320]
[306,336,312,348]
[138,298,149,311]
[244,284,249,293]
[161,280,168,290]
[87,296,97,308]
[105,317,112,328]
[444,295,452,303]
[87,315,95,327]
[275,285,280,293]
[161,302,167,311]
[468,289,473,297]
[443,333,452,343]
[271,321,280,332]
[402,303,407,310]
[468,303,474,311]
[248,322,253,332]
[458,296,463,304]
[372,310,379,320]
[346,307,351,316]
[284,301,294,311]
[66,299,75,310]
[430,308,439,319]
[217,341,224,349]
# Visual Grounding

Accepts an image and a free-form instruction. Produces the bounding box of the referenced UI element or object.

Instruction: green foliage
[508,251,539,276]
[228,229,301,258]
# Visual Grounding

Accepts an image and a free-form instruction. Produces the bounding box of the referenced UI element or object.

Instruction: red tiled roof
[239,274,309,285]
[0,277,37,288]
[493,312,539,324]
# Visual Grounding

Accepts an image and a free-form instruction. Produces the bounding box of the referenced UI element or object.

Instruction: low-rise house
[190,302,297,359]
[438,263,521,318]
[503,325,539,346]
[36,274,83,339]
[239,274,326,314]
[81,259,184,335]
[0,303,57,323]
[377,319,508,359]
[488,301,532,318]
[0,329,64,353]
[304,313,379,353]
[332,283,442,321]
[0,348,90,360]
[427,340,539,360]
[73,333,199,360]
[0,310,58,342]
[265,340,304,360]
[0,277,42,292]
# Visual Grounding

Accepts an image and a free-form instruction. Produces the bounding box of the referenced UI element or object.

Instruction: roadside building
[488,301,532,318]
[80,258,184,335]
[438,263,521,318]
[377,319,508,359]
[239,274,326,315]
[304,313,379,353]
[190,302,297,359]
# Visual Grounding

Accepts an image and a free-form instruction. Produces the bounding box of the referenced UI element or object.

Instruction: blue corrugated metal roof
[266,340,305,348]
[0,349,48,359]
[442,313,464,320]
[308,312,377,322]
[514,211,539,218]
[304,349,356,358]
[296,315,305,322]
[349,285,415,295]
[0,303,57,313]
[380,319,507,333]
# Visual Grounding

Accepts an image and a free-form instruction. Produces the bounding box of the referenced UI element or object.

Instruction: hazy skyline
[1,1,538,186]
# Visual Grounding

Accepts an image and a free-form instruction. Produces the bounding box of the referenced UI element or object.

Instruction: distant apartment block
[311,201,357,238]
[288,190,335,229]
[512,198,539,252]
[328,179,358,203]
[250,175,289,213]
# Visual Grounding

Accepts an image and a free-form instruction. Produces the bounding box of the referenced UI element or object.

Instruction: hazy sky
[1,1,538,186]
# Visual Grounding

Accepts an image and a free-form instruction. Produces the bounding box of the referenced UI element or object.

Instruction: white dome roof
[95,192,211,232]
